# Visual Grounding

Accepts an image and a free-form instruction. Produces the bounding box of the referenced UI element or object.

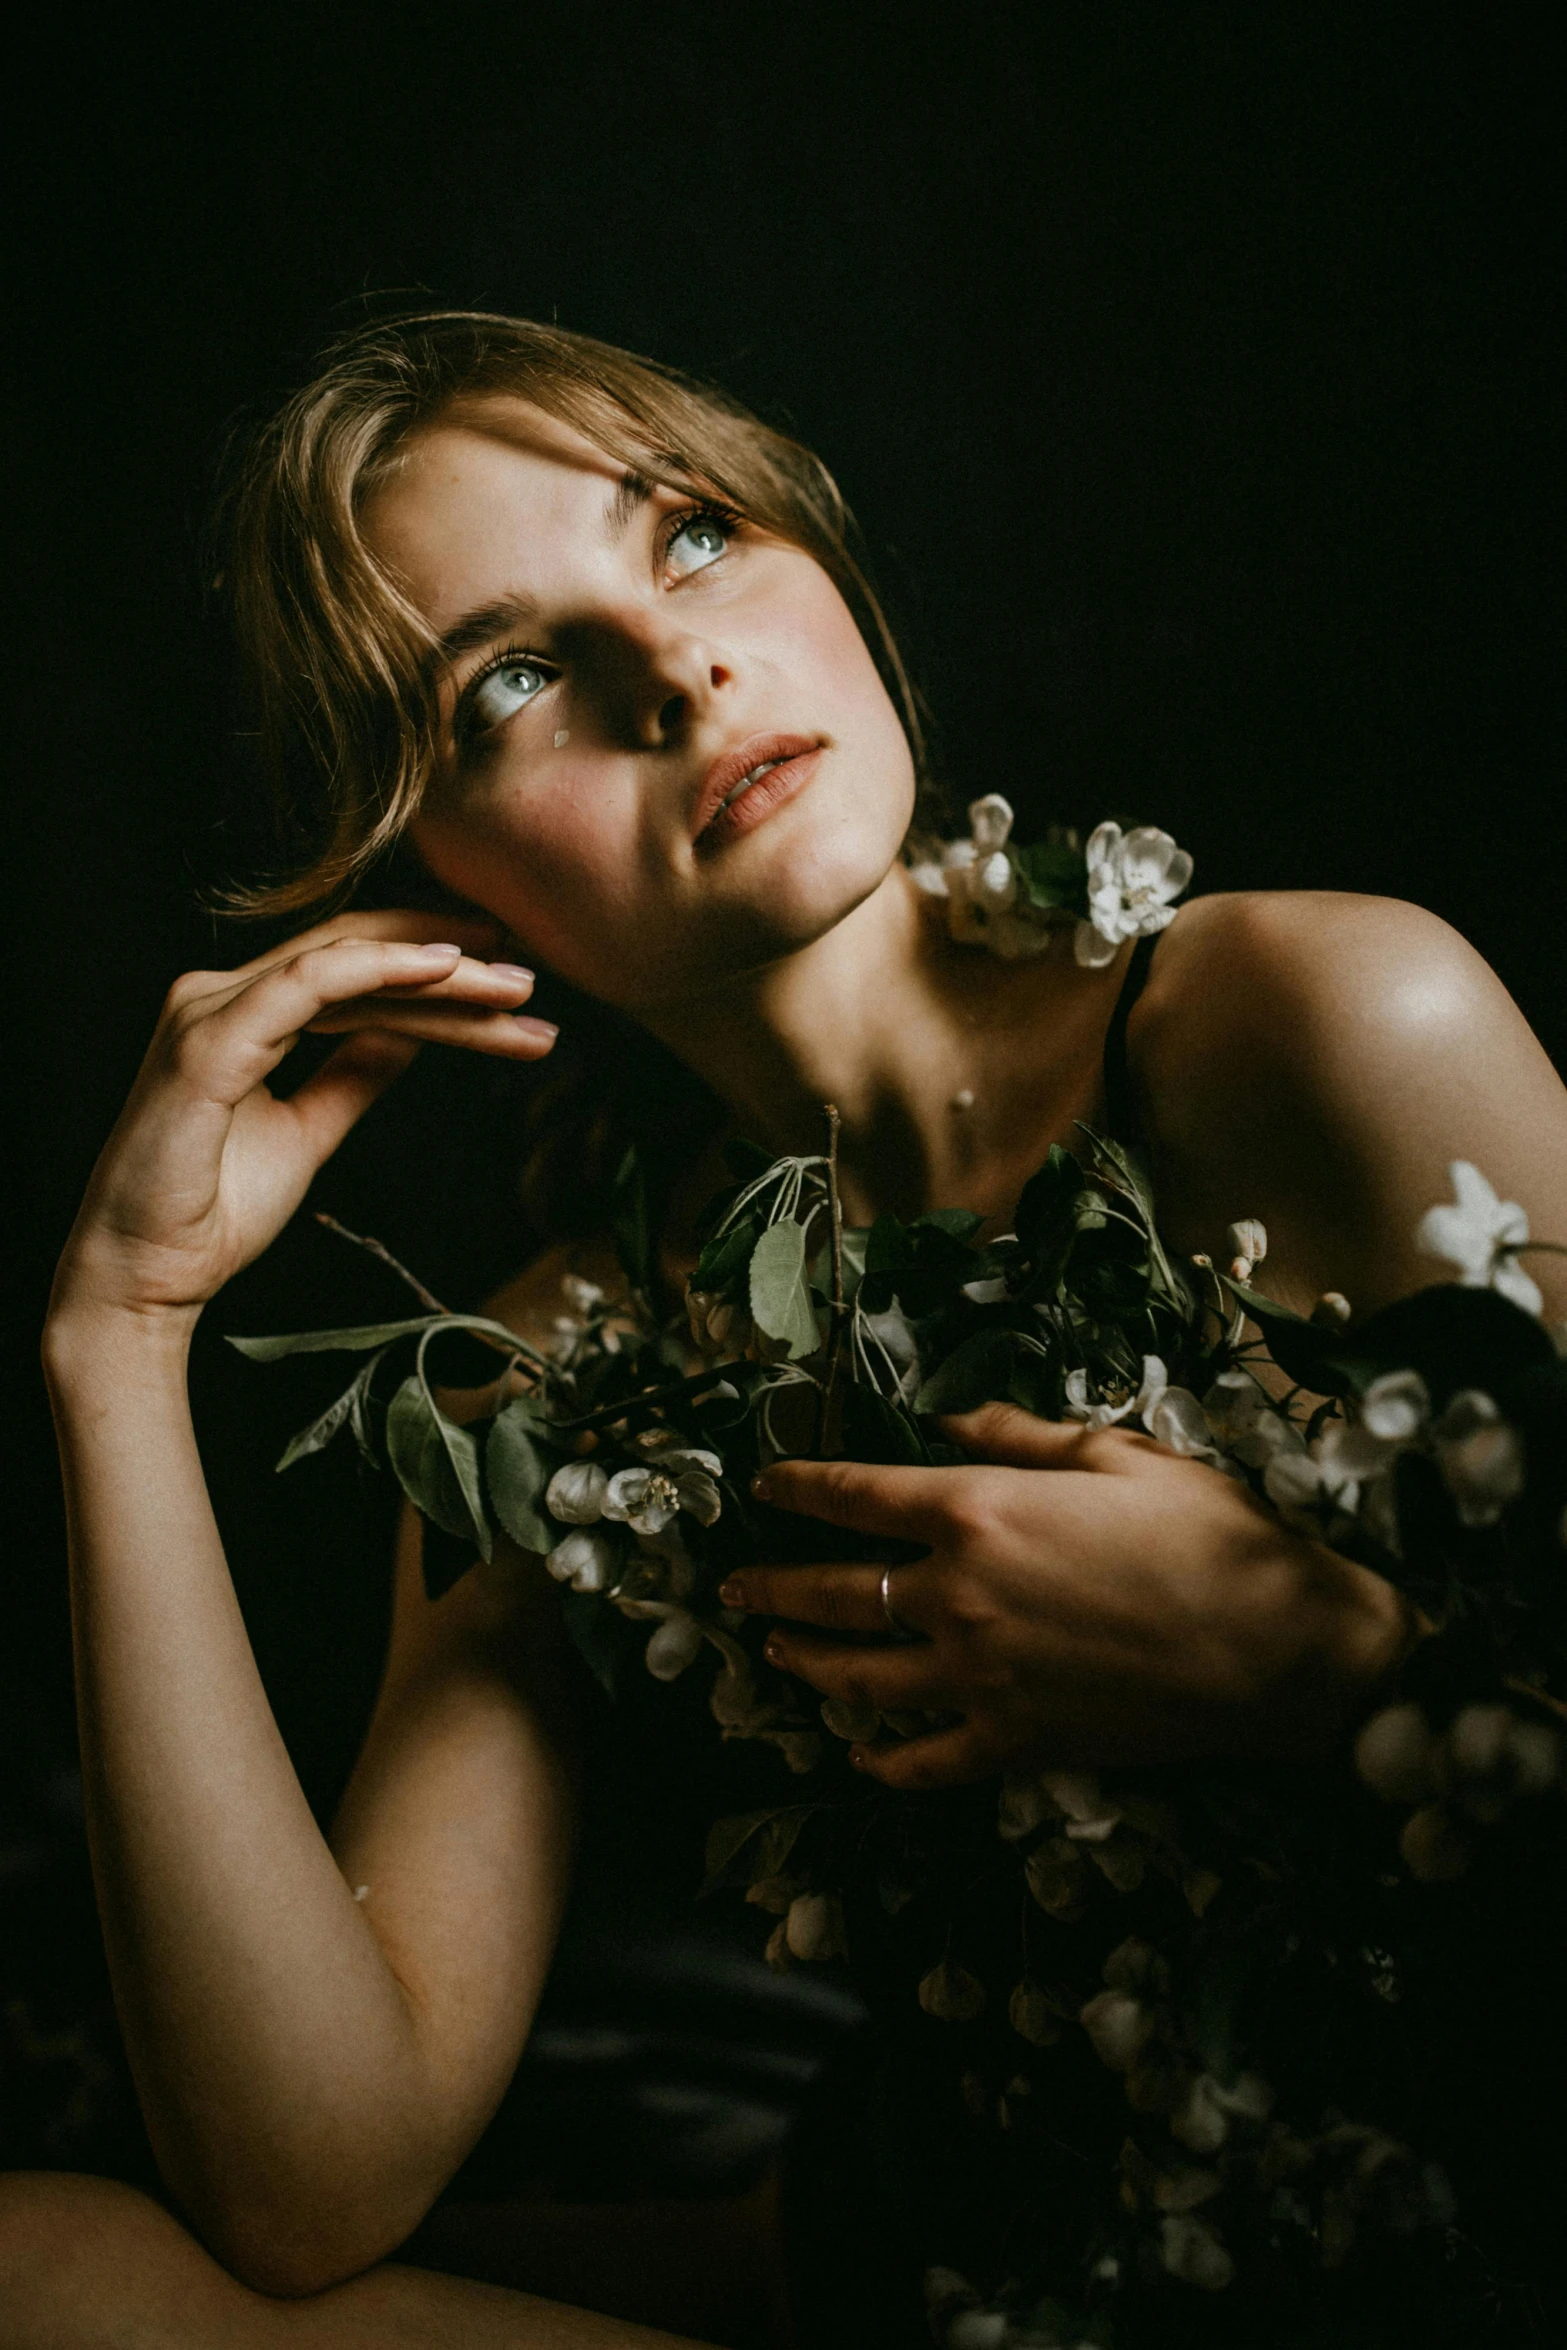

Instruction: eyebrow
[431,594,542,674]
[606,466,656,537]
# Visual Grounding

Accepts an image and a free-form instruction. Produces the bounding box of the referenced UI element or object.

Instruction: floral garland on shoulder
[237,813,1567,2349]
[905,794,1194,968]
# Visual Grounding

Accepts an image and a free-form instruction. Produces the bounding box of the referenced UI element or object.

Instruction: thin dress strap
[1100,932,1160,1147]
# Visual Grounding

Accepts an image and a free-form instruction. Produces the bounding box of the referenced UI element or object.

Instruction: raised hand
[719,1405,1413,1786]
[50,911,557,1335]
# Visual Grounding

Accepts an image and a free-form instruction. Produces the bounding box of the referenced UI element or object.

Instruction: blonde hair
[220,308,929,914]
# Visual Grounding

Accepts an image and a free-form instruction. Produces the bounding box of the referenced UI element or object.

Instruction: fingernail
[750,1473,772,1501]
[512,1017,558,1039]
[489,963,534,982]
[763,1635,784,1666]
[416,940,462,957]
[849,1747,870,1772]
[718,1579,744,1607]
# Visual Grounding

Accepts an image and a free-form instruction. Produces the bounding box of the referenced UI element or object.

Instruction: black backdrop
[6,0,1565,2077]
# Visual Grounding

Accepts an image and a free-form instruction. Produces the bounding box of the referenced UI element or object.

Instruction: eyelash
[453,501,744,743]
[659,497,744,566]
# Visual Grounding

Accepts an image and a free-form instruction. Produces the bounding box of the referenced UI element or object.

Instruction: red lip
[691,732,824,848]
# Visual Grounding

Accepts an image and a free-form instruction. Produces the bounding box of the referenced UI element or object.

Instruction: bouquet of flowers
[238,838,1567,2344]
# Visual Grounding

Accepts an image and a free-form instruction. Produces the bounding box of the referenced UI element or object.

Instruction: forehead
[360,396,640,627]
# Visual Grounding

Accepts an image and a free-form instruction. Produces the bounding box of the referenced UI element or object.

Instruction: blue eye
[468,654,550,732]
[666,511,732,579]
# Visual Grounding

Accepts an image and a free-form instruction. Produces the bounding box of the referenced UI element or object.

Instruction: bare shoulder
[1124,891,1567,1313]
[1134,890,1497,1076]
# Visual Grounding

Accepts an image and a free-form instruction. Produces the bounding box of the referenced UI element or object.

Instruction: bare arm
[43,914,570,2295]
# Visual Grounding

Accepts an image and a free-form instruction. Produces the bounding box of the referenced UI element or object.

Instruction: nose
[584,613,733,749]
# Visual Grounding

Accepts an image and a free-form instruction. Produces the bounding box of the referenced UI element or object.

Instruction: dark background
[4,0,1564,2209]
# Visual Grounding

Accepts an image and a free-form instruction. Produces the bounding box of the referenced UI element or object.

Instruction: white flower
[1145,1383,1218,1458]
[1399,1803,1474,1882]
[1169,2069,1273,2154]
[997,1775,1056,1840]
[1360,1369,1430,1445]
[1431,1389,1523,1527]
[1263,1416,1391,1522]
[1074,822,1194,969]
[1159,2212,1234,2292]
[821,1692,881,1742]
[1354,1702,1437,1805]
[600,1455,722,1536]
[1064,1354,1168,1431]
[545,1459,609,1524]
[545,1525,619,1594]
[1416,1160,1543,1315]
[1201,1370,1299,1467]
[946,2314,1009,2350]
[786,1892,848,1962]
[1042,1770,1122,1843]
[1225,1218,1268,1268]
[860,1300,923,1402]
[1079,1989,1153,2071]
[967,792,1014,851]
[644,1612,706,1681]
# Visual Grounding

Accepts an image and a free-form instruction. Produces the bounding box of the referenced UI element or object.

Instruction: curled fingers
[762,1623,944,1711]
[165,940,552,1103]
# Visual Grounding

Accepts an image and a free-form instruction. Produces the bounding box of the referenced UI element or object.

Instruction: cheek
[412,774,644,973]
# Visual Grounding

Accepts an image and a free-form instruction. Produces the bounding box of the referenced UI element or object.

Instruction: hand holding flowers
[721,1408,1407,1785]
[237,954,1567,2343]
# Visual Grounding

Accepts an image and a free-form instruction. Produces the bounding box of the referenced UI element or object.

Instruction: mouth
[691,731,825,851]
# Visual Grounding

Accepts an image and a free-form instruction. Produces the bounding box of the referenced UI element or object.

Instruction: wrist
[43,1296,199,1399]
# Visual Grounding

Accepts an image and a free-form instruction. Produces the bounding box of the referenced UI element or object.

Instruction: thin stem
[314,1212,450,1315]
[315,1211,543,1376]
[818,1103,849,1452]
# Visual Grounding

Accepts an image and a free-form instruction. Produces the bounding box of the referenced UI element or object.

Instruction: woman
[15,311,1567,2344]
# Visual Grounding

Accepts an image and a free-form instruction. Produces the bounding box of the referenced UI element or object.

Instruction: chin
[644,796,910,1000]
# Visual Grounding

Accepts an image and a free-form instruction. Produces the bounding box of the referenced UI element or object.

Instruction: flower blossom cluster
[909,795,1193,968]
[1356,1697,1563,1880]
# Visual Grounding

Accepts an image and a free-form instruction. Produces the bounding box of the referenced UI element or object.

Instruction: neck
[638,864,1124,1226]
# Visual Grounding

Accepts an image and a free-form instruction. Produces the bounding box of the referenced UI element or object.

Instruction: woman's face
[362,396,917,1010]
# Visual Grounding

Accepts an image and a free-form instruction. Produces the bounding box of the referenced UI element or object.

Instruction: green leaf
[860,1209,982,1314]
[229,1315,447,1361]
[700,1804,819,1896]
[914,1207,985,1244]
[863,1212,912,1279]
[1013,1146,1087,1263]
[1354,1282,1556,1408]
[841,1381,931,1464]
[914,1326,1024,1415]
[485,1399,559,1553]
[386,1375,492,1561]
[1012,838,1087,914]
[275,1345,389,1470]
[693,1215,760,1297]
[611,1144,657,1301]
[749,1219,821,1359]
[229,1311,541,1366]
[1223,1280,1367,1399]
[276,1381,359,1470]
